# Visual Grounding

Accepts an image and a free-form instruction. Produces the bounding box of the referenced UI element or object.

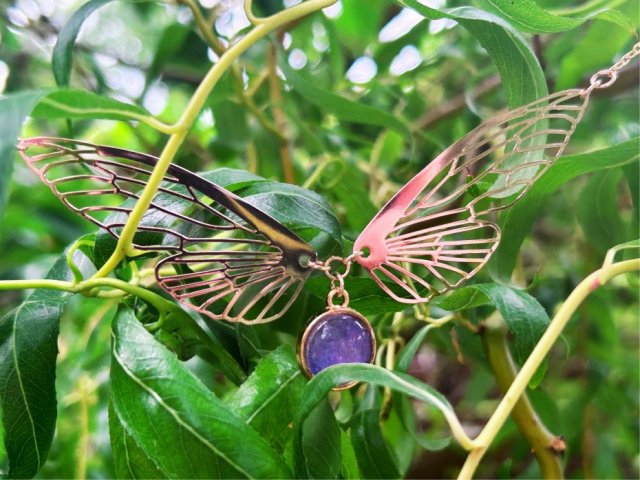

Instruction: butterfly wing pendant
[18,87,592,387]
[353,89,589,301]
[18,137,316,324]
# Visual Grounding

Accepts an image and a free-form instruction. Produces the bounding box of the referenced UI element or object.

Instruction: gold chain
[308,252,362,309]
[585,42,640,94]
[610,41,640,73]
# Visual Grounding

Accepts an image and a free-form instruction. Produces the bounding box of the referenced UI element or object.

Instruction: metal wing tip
[16,137,57,151]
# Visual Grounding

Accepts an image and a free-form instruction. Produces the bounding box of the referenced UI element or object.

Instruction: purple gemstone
[303,311,374,375]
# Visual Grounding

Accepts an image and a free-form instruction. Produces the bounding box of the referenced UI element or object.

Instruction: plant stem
[37,97,179,135]
[92,0,338,278]
[73,376,96,480]
[268,43,296,183]
[182,0,287,141]
[481,314,564,479]
[457,258,640,479]
[0,277,173,316]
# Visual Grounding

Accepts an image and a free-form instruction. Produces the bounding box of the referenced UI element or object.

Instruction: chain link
[610,42,640,73]
[308,251,361,309]
[584,42,640,95]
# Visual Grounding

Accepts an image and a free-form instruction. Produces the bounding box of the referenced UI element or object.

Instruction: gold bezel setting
[298,307,376,391]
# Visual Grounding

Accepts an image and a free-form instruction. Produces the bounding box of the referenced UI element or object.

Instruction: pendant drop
[299,306,376,390]
[300,254,376,389]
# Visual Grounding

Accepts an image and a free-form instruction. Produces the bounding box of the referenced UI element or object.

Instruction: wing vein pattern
[19,138,315,324]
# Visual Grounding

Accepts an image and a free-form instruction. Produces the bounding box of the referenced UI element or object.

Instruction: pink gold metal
[354,88,592,303]
[18,137,315,324]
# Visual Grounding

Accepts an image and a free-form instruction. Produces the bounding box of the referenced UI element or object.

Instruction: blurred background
[0,0,638,478]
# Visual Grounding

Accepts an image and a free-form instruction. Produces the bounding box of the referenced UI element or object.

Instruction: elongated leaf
[490,138,640,281]
[279,60,412,140]
[240,181,342,256]
[226,345,306,453]
[52,0,116,86]
[484,0,635,33]
[0,253,78,478]
[294,364,458,468]
[110,306,292,478]
[392,0,548,108]
[108,401,165,479]
[556,1,638,89]
[0,404,6,475]
[473,284,549,387]
[201,168,269,191]
[295,400,342,479]
[32,90,154,123]
[422,282,549,386]
[396,323,439,373]
[0,90,48,221]
[350,390,401,479]
[339,430,360,479]
[577,169,629,255]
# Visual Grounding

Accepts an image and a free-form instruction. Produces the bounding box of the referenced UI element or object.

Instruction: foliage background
[0,0,638,478]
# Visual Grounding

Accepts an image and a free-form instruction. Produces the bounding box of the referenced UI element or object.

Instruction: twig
[481,314,564,479]
[457,258,640,479]
[268,43,296,184]
[412,76,501,131]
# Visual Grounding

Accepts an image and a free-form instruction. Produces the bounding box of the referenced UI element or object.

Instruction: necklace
[17,42,639,389]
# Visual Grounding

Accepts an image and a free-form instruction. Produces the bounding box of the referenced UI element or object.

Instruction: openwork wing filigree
[354,89,590,302]
[18,137,316,324]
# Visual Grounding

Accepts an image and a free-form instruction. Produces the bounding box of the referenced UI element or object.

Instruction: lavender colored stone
[303,311,374,375]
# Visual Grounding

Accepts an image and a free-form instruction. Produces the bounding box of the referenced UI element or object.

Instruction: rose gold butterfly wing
[18,137,316,324]
[354,90,590,302]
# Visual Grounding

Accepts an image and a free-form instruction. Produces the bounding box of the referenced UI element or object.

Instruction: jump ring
[327,288,350,309]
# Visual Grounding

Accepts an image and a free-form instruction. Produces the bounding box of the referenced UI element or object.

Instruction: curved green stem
[458,258,640,479]
[92,0,337,278]
[66,238,95,284]
[38,97,179,135]
[481,314,564,479]
[0,277,173,317]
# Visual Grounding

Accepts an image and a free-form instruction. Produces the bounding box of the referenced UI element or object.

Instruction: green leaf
[396,323,440,373]
[472,284,549,387]
[577,169,629,255]
[490,138,640,281]
[226,345,306,453]
[295,400,342,479]
[145,23,192,88]
[93,168,341,262]
[350,390,401,479]
[330,164,379,232]
[294,364,458,468]
[483,0,635,33]
[392,0,548,108]
[305,276,408,317]
[32,90,154,123]
[339,430,360,479]
[108,401,165,479]
[240,181,342,257]
[52,0,116,86]
[279,59,412,140]
[556,1,638,89]
[110,305,292,478]
[409,283,550,386]
[200,168,269,192]
[0,254,76,478]
[0,90,48,221]
[0,404,6,475]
